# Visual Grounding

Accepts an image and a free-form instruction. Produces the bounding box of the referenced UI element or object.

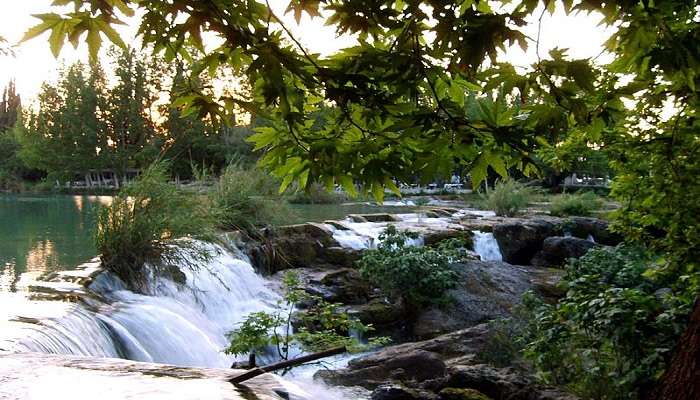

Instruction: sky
[0,0,614,102]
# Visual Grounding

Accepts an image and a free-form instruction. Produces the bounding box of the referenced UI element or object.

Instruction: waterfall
[1,241,278,368]
[473,231,503,262]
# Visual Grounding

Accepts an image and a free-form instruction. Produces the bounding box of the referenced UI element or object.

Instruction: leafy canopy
[25,0,650,198]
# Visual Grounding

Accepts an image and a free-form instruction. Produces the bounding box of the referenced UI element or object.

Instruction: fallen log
[229,346,346,385]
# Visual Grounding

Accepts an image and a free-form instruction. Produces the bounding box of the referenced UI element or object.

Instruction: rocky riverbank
[1,206,619,399]
[238,208,620,399]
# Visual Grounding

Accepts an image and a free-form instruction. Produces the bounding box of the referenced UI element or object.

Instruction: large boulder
[445,365,576,400]
[317,325,576,400]
[566,217,622,246]
[492,220,557,264]
[317,349,448,389]
[413,260,543,339]
[531,236,599,268]
[248,223,363,274]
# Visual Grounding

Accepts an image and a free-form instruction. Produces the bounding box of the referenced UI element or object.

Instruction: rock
[413,261,543,339]
[317,349,447,389]
[323,246,362,267]
[566,217,622,246]
[317,268,371,304]
[247,223,347,274]
[423,230,474,250]
[347,297,408,327]
[492,220,556,264]
[531,236,599,268]
[439,388,492,400]
[445,365,576,400]
[353,213,401,222]
[372,384,439,400]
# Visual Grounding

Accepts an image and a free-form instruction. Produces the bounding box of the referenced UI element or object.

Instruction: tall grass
[483,180,540,217]
[209,162,294,233]
[95,162,217,287]
[549,192,603,217]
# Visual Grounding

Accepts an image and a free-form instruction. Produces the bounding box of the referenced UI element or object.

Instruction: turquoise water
[0,194,414,291]
[0,195,110,292]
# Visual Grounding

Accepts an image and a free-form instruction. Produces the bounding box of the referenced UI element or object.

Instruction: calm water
[0,194,414,292]
[0,195,111,292]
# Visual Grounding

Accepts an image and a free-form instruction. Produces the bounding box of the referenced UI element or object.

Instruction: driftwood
[229,346,347,385]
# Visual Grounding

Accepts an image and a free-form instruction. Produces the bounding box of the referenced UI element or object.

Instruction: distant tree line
[0,48,257,190]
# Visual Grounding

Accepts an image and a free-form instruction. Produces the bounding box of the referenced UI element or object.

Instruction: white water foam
[473,231,503,262]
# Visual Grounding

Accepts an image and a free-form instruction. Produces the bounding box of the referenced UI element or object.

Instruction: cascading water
[473,231,503,262]
[2,241,278,369]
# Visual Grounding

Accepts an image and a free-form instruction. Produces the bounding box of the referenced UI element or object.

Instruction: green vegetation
[226,271,389,362]
[95,162,217,286]
[356,226,465,309]
[210,162,293,233]
[482,180,540,217]
[549,192,603,217]
[522,246,693,399]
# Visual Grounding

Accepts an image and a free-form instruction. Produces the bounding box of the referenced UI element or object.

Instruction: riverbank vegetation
[95,162,218,286]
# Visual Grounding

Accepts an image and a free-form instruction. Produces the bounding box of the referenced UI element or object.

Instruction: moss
[439,388,492,400]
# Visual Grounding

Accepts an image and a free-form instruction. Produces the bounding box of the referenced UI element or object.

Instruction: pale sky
[0,1,613,102]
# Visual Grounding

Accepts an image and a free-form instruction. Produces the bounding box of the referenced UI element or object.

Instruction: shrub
[522,245,693,399]
[356,225,463,309]
[94,162,217,286]
[482,180,539,217]
[226,271,389,363]
[210,162,294,233]
[287,182,348,204]
[549,192,603,217]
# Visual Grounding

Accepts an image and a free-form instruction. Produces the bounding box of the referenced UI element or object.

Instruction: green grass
[549,192,603,217]
[482,180,541,217]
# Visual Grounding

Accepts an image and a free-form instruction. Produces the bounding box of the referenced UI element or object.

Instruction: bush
[226,271,389,363]
[210,163,294,233]
[522,245,693,399]
[95,162,217,286]
[287,182,348,204]
[356,226,464,309]
[549,192,603,217]
[482,180,540,217]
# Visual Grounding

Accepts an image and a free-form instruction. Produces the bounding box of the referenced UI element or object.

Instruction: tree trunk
[646,297,700,400]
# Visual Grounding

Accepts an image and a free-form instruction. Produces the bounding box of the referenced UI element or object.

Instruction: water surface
[0,195,109,292]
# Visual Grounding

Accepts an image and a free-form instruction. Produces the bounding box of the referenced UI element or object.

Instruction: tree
[0,80,21,131]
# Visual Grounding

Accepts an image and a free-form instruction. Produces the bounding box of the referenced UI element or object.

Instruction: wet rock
[352,213,401,222]
[423,230,474,250]
[566,217,622,245]
[531,236,599,268]
[372,384,439,400]
[247,223,343,273]
[317,268,371,304]
[347,297,408,328]
[317,349,447,389]
[323,246,362,268]
[492,220,556,264]
[444,365,576,400]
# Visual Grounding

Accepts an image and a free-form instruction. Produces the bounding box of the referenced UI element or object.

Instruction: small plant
[94,162,217,287]
[549,192,603,217]
[356,225,463,309]
[210,162,294,233]
[482,180,540,217]
[226,271,389,364]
